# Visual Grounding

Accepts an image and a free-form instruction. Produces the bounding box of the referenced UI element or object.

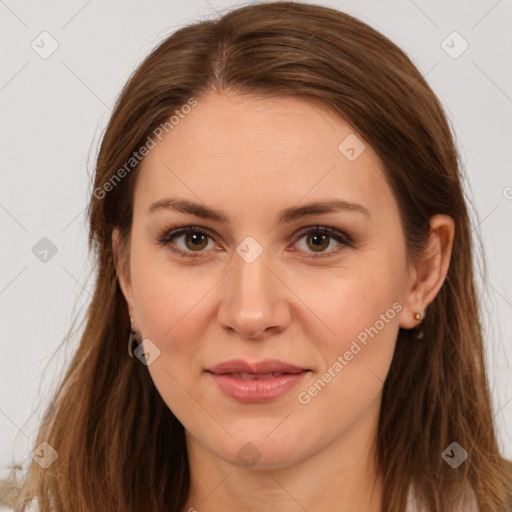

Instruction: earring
[128,317,142,357]
[413,311,424,339]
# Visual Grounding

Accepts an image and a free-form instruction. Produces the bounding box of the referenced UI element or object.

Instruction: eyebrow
[146,198,371,224]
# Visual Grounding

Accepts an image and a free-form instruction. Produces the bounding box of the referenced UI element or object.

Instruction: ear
[399,214,455,329]
[112,227,137,320]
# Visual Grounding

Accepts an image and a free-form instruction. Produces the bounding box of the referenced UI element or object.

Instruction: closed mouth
[213,371,307,380]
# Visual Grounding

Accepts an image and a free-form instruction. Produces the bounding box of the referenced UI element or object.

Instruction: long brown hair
[16,2,511,511]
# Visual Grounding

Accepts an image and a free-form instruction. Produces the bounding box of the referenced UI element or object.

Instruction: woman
[16,1,512,511]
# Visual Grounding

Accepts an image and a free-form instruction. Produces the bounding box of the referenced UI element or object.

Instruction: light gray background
[1,0,511,481]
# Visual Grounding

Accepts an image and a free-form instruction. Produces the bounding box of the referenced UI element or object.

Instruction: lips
[207,359,309,375]
[205,359,311,402]
[230,372,287,380]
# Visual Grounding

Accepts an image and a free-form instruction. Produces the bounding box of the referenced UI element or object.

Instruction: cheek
[293,274,401,434]
[130,244,214,346]
[300,266,402,356]
[292,268,402,417]
[131,264,212,432]
[129,250,218,400]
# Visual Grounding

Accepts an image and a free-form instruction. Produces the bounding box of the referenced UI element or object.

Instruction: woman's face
[116,93,419,470]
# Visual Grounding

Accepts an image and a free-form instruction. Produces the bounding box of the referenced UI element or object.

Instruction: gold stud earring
[413,311,424,339]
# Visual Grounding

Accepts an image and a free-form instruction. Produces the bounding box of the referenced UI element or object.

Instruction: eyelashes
[156,225,354,260]
[157,226,216,258]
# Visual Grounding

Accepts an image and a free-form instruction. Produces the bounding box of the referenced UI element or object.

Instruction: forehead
[134,93,395,223]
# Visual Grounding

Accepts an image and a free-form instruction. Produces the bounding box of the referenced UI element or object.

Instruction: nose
[216,249,292,340]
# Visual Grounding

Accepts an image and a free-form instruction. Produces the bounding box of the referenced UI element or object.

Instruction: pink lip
[207,359,308,375]
[206,359,311,403]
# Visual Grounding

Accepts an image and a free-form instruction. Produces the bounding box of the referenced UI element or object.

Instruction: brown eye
[157,226,215,258]
[182,232,209,251]
[293,226,351,258]
[306,232,330,252]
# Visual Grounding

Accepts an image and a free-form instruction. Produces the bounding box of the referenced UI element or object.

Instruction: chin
[214,431,308,470]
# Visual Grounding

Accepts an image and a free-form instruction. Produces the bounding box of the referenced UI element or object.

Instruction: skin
[113,92,455,512]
